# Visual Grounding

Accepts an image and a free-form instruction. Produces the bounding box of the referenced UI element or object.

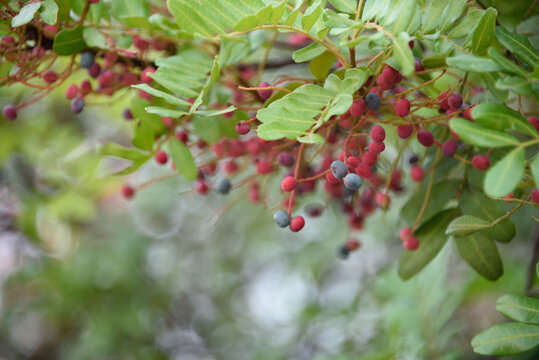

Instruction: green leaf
[329,0,357,14]
[100,143,149,162]
[471,102,537,137]
[53,26,88,56]
[168,138,197,181]
[446,55,502,73]
[12,2,41,27]
[531,155,539,188]
[189,56,221,114]
[454,232,503,280]
[472,323,539,355]
[471,7,497,54]
[293,42,326,63]
[496,77,533,97]
[495,27,539,68]
[322,9,356,28]
[310,51,336,81]
[448,8,483,38]
[302,1,323,32]
[144,106,187,118]
[298,133,325,144]
[132,120,155,151]
[398,209,456,280]
[392,32,415,76]
[132,84,191,109]
[484,147,525,197]
[257,84,334,140]
[82,28,109,49]
[401,180,460,225]
[446,215,490,237]
[233,2,286,32]
[488,47,531,78]
[119,16,153,30]
[167,0,265,37]
[497,294,539,324]
[450,118,520,148]
[39,0,58,26]
[421,0,448,34]
[479,72,509,102]
[111,0,149,25]
[438,0,467,32]
[422,53,447,68]
[460,187,516,243]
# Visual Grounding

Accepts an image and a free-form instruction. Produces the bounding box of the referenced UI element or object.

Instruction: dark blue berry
[216,177,231,194]
[273,210,291,228]
[365,93,381,111]
[330,160,348,179]
[80,51,95,69]
[337,245,350,259]
[343,173,362,190]
[70,97,85,113]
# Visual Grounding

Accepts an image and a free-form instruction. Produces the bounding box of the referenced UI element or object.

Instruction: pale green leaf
[484,147,525,197]
[471,102,537,137]
[446,55,502,73]
[480,72,509,102]
[392,32,415,76]
[497,294,539,325]
[82,28,109,49]
[329,0,357,14]
[168,138,198,180]
[293,42,326,63]
[450,118,519,148]
[472,323,539,355]
[531,155,539,188]
[448,9,483,38]
[12,2,41,27]
[496,77,533,97]
[39,0,58,25]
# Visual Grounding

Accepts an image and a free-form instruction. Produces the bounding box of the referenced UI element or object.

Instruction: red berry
[417,130,434,147]
[141,67,156,84]
[155,151,168,164]
[377,74,393,90]
[346,156,360,169]
[80,80,92,95]
[175,131,188,143]
[122,72,138,86]
[65,84,78,99]
[355,163,373,178]
[2,104,17,120]
[528,116,539,132]
[448,93,463,110]
[235,121,250,135]
[472,155,490,171]
[42,70,58,84]
[531,189,539,203]
[195,181,209,195]
[326,171,340,184]
[399,227,412,241]
[256,160,273,174]
[410,165,425,182]
[395,98,411,117]
[133,36,150,51]
[397,124,414,139]
[381,66,399,83]
[414,58,424,72]
[223,160,238,175]
[349,98,366,117]
[281,176,296,192]
[122,185,135,198]
[363,151,378,166]
[403,237,419,251]
[346,239,361,251]
[370,125,386,142]
[258,82,273,100]
[375,192,391,208]
[368,141,385,153]
[290,216,305,232]
[442,139,458,157]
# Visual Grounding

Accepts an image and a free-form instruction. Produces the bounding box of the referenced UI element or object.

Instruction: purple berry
[2,104,17,120]
[70,97,85,113]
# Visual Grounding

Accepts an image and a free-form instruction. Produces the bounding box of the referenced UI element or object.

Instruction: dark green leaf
[497,294,539,324]
[471,7,497,54]
[401,180,460,225]
[446,215,490,237]
[422,54,447,68]
[450,118,520,148]
[100,143,149,162]
[531,155,539,188]
[448,8,483,38]
[168,138,197,181]
[495,27,539,68]
[488,47,531,78]
[454,232,503,280]
[310,51,336,81]
[471,102,537,137]
[398,209,456,280]
[495,77,533,97]
[472,323,539,355]
[446,55,502,73]
[484,147,525,197]
[53,26,88,56]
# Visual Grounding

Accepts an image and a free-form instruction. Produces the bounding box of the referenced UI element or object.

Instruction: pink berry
[355,163,372,178]
[448,93,463,110]
[375,192,391,208]
[399,227,412,241]
[290,216,305,232]
[2,104,17,120]
[410,166,425,182]
[122,185,135,198]
[397,124,414,139]
[403,237,419,251]
[528,116,539,133]
[258,82,273,101]
[277,152,294,167]
[370,125,386,142]
[256,160,273,174]
[472,155,490,171]
[195,180,209,195]
[442,139,458,157]
[363,151,378,166]
[141,67,156,84]
[42,70,58,84]
[349,98,366,117]
[98,70,114,88]
[65,84,78,99]
[346,239,361,251]
[381,66,399,83]
[175,131,188,143]
[395,98,410,117]
[80,80,92,95]
[531,189,539,203]
[417,130,434,147]
[281,176,296,192]
[368,141,385,153]
[155,151,168,165]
